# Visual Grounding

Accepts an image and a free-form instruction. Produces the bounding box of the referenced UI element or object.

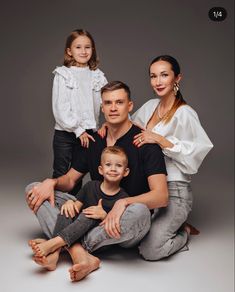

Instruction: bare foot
[33,236,65,257]
[28,238,46,247]
[69,254,100,282]
[184,223,200,235]
[67,243,100,282]
[33,249,60,271]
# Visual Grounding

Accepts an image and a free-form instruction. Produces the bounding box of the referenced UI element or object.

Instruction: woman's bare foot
[67,243,100,282]
[184,223,200,235]
[33,236,65,257]
[33,249,61,271]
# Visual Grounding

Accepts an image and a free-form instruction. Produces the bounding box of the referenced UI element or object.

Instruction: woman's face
[149,60,181,98]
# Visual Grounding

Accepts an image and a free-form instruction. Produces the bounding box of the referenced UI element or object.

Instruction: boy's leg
[81,203,151,253]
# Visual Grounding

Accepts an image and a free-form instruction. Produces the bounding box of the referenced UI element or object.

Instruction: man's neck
[106,120,132,146]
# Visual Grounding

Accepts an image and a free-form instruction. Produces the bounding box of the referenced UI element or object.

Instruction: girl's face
[150,60,181,98]
[67,35,93,67]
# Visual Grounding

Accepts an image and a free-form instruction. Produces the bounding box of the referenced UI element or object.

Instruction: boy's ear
[123,167,130,177]
[98,165,103,176]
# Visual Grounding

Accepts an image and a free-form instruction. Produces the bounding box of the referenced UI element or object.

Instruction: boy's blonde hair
[101,146,128,167]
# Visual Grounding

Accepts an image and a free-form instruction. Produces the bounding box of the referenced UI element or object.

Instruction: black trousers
[52,130,83,196]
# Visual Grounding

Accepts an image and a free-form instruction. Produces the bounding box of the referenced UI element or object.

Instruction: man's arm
[26,168,84,213]
[100,173,168,238]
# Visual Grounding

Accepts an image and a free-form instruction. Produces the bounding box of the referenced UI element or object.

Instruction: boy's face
[98,153,129,183]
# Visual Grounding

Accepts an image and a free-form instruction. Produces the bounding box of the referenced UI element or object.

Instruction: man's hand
[26,179,56,213]
[61,200,80,218]
[82,199,107,220]
[100,199,128,238]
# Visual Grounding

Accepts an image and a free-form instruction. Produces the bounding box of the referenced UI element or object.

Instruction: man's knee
[120,203,151,234]
[25,182,40,194]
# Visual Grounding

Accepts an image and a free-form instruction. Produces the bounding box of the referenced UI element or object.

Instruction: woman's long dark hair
[150,55,186,123]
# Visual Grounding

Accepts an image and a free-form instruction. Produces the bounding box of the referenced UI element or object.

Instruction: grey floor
[1,161,234,292]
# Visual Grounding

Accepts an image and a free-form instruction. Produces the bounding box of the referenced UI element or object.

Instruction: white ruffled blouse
[132,99,213,182]
[52,66,107,137]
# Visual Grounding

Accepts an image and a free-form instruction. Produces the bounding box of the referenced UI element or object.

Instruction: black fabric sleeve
[75,182,89,202]
[71,144,89,173]
[141,144,167,177]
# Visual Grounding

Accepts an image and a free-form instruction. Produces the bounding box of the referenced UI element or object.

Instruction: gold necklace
[156,102,170,120]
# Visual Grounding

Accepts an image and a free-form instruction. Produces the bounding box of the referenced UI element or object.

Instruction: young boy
[30,146,130,260]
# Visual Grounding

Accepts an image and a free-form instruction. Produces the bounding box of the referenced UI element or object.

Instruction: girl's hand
[133,130,159,147]
[61,200,80,218]
[79,131,95,148]
[97,123,107,138]
[82,199,107,220]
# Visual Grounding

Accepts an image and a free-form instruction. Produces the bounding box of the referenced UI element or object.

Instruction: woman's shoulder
[134,99,159,114]
[175,104,198,119]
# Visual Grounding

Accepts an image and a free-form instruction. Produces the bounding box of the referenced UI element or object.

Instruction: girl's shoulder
[91,68,108,91]
[52,66,78,88]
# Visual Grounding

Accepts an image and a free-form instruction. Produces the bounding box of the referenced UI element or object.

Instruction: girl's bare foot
[33,236,65,257]
[33,249,61,271]
[184,223,200,235]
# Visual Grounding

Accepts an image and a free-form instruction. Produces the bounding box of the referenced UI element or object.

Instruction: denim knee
[120,203,151,234]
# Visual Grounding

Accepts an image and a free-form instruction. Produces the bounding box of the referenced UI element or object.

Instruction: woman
[132,55,213,260]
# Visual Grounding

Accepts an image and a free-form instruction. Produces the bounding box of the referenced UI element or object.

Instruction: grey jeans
[138,181,193,261]
[25,183,151,252]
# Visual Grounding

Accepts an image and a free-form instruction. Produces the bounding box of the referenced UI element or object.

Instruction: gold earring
[174,83,179,96]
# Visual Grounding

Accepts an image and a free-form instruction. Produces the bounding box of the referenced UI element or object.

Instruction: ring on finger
[139,138,142,143]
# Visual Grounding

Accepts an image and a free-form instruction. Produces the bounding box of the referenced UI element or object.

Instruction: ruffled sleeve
[162,106,213,174]
[91,69,108,91]
[53,66,79,89]
[52,67,83,135]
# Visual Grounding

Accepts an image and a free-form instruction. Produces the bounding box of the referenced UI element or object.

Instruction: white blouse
[132,99,213,182]
[52,66,107,137]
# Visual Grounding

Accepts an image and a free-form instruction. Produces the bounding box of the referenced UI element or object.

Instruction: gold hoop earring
[174,83,180,96]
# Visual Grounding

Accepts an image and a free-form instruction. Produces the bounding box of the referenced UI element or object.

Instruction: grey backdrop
[0,0,234,219]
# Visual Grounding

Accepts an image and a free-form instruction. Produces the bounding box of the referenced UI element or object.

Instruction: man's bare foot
[33,249,60,271]
[67,243,100,282]
[184,223,200,235]
[69,254,100,282]
[33,236,65,257]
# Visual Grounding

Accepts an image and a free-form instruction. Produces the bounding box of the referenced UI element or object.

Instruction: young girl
[52,29,107,195]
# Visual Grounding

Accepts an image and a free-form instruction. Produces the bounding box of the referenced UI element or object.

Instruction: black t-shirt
[76,180,129,213]
[72,125,167,197]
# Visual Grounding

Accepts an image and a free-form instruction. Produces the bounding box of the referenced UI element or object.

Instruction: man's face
[101,89,133,125]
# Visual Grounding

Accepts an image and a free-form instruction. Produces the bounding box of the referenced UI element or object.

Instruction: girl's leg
[52,130,82,195]
[138,181,193,261]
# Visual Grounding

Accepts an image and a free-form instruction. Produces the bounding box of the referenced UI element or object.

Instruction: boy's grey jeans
[25,183,151,253]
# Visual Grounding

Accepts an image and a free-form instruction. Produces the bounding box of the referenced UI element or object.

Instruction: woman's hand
[82,199,107,220]
[97,123,107,138]
[133,130,159,147]
[79,131,95,148]
[61,200,80,218]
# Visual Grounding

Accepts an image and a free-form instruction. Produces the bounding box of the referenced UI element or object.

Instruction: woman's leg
[138,181,193,261]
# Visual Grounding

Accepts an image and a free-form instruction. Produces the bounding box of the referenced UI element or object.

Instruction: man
[26,81,168,281]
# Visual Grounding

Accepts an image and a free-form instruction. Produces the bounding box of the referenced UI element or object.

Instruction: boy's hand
[61,200,80,218]
[97,123,107,138]
[82,199,107,220]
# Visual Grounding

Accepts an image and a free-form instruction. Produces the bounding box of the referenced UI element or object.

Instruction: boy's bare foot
[33,237,65,257]
[33,249,60,271]
[28,238,46,247]
[184,223,200,235]
[67,243,100,282]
